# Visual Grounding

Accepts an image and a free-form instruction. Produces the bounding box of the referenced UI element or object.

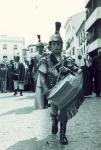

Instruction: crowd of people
[0,41,101,98]
[0,57,40,95]
[81,49,101,97]
[0,22,101,145]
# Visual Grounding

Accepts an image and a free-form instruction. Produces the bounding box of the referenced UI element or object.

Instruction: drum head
[48,74,75,99]
[48,72,83,109]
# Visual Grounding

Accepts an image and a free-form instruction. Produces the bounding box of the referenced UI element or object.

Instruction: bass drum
[48,72,84,109]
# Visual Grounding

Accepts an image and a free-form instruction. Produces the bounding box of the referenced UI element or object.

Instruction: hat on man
[49,22,63,44]
[34,35,47,47]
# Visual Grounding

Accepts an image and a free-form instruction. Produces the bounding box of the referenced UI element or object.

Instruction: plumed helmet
[35,35,46,47]
[49,22,63,43]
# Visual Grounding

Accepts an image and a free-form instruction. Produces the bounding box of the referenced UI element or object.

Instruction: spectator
[92,48,101,97]
[12,56,25,96]
[0,63,7,93]
[7,60,14,92]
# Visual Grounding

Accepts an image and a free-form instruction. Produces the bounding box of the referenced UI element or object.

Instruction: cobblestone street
[0,92,101,150]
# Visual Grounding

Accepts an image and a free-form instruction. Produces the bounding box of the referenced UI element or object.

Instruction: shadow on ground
[0,106,34,116]
[0,95,35,100]
[6,135,67,150]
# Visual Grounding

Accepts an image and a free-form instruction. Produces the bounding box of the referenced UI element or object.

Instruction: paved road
[0,92,101,150]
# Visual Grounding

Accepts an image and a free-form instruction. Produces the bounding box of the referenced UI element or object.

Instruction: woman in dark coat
[92,49,101,97]
[81,58,93,96]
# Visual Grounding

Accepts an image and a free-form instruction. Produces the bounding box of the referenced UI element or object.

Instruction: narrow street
[0,92,101,150]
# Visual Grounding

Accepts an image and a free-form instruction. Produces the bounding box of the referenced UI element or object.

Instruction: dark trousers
[50,103,68,123]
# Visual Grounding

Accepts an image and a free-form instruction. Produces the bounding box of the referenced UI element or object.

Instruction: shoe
[20,93,23,96]
[96,94,100,97]
[13,90,17,96]
[20,90,23,96]
[60,134,68,145]
[51,115,58,134]
[60,122,68,145]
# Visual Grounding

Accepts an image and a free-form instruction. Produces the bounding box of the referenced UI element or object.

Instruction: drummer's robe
[35,54,85,120]
[34,63,48,109]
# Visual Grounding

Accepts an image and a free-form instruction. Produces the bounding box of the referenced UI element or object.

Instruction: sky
[0,0,85,46]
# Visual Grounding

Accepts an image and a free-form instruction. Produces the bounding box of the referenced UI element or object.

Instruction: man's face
[3,57,7,62]
[50,41,62,55]
[15,56,20,62]
[11,60,14,64]
[36,46,44,55]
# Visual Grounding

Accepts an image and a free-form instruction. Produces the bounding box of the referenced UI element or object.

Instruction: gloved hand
[40,57,46,64]
[59,66,68,73]
[77,68,82,74]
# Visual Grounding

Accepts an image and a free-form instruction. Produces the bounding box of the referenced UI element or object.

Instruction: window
[81,48,83,55]
[70,51,71,56]
[80,33,83,44]
[72,47,75,55]
[30,48,33,52]
[23,51,26,56]
[84,45,85,54]
[3,56,7,58]
[66,42,70,49]
[14,45,17,50]
[79,36,81,46]
[83,29,85,41]
[3,44,7,50]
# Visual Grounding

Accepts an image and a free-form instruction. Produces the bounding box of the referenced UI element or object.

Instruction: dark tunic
[12,62,25,82]
[38,53,85,119]
[81,65,93,96]
[92,55,101,95]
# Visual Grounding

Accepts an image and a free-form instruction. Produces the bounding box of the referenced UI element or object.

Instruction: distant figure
[12,56,25,96]
[0,63,7,93]
[81,58,93,96]
[31,35,47,91]
[7,60,14,91]
[28,58,37,92]
[92,48,101,97]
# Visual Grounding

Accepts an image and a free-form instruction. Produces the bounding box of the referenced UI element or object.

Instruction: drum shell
[48,73,83,109]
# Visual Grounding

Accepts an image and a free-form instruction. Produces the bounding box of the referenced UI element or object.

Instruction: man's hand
[77,68,82,74]
[40,57,46,63]
[59,66,68,73]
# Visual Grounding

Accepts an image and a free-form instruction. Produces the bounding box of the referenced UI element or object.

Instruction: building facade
[64,12,86,66]
[76,20,87,66]
[85,0,101,57]
[0,35,25,62]
[27,44,37,62]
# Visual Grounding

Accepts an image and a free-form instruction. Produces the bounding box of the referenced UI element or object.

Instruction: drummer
[35,22,83,145]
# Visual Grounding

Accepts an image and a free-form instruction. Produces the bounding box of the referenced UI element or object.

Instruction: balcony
[85,0,91,7]
[85,7,101,31]
[88,38,101,53]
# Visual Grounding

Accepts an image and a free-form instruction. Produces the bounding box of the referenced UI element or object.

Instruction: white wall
[0,35,25,62]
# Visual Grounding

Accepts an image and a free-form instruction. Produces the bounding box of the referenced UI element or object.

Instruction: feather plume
[55,22,61,34]
[37,35,41,42]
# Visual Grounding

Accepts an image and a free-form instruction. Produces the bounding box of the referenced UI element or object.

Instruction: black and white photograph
[0,0,101,149]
